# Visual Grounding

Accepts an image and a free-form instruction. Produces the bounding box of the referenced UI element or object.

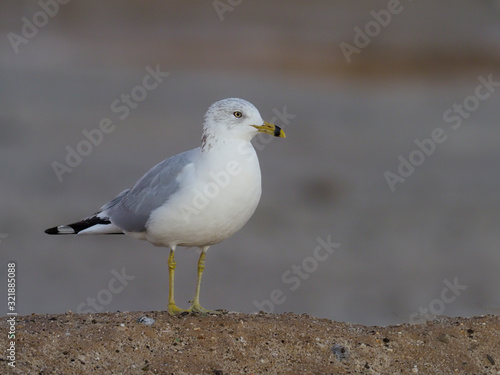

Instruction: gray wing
[104,148,198,232]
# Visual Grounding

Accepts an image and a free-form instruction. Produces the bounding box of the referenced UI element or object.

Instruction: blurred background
[1,0,500,326]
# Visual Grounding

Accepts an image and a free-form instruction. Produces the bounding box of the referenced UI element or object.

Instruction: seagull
[45,98,286,315]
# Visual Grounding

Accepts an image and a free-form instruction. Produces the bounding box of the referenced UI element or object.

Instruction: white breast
[146,141,262,248]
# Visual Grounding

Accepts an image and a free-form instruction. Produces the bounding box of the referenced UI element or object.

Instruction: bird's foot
[167,303,188,316]
[187,301,222,315]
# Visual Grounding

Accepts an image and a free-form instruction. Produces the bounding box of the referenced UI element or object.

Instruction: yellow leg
[167,248,187,316]
[188,247,220,314]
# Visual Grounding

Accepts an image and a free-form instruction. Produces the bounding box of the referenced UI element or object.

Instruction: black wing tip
[44,216,112,235]
[44,226,72,235]
[45,226,59,235]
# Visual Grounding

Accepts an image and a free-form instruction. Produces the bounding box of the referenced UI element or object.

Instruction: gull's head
[202,98,285,149]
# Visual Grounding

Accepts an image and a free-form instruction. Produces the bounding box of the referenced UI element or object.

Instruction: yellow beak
[252,121,286,138]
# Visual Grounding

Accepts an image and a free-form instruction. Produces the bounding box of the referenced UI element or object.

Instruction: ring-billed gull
[45,98,285,315]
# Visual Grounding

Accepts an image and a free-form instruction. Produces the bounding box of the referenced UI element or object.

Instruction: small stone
[437,334,449,344]
[137,316,155,326]
[468,343,479,351]
[486,354,495,365]
[331,344,350,360]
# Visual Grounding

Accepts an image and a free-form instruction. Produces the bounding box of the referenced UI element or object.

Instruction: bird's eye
[233,111,243,118]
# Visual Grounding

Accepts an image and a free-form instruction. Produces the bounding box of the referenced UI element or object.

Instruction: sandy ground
[1,311,499,374]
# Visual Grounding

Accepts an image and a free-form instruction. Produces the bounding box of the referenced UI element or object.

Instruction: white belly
[145,144,262,248]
